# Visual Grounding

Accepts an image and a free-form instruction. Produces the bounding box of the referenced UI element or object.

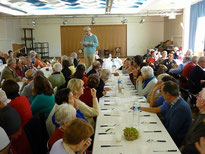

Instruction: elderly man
[169,56,191,75]
[161,53,176,72]
[20,69,37,103]
[180,88,205,154]
[48,63,65,88]
[83,26,99,68]
[189,56,205,94]
[86,61,102,77]
[0,51,6,64]
[1,58,21,82]
[161,81,192,146]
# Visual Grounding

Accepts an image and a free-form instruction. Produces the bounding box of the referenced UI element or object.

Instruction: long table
[92,71,181,154]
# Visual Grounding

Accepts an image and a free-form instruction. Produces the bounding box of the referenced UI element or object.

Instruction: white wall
[20,16,164,57]
[0,17,22,53]
[164,15,183,47]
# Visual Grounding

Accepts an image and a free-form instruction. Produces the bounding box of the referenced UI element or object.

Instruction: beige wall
[164,15,183,48]
[20,16,164,57]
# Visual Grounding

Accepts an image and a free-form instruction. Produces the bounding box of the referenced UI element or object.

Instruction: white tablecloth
[92,72,181,154]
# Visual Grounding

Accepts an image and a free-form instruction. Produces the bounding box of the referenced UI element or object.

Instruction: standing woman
[31,75,55,120]
[72,64,87,86]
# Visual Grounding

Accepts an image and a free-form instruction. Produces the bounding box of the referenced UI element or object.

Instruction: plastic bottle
[37,65,41,70]
[52,57,56,61]
[118,78,122,93]
[109,53,112,59]
[0,59,3,66]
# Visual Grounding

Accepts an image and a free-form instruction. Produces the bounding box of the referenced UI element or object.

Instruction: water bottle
[52,57,56,61]
[118,78,122,93]
[0,59,3,66]
[37,65,41,70]
[132,102,140,127]
[109,53,112,59]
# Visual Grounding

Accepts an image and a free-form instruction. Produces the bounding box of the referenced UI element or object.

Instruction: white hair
[61,55,68,61]
[191,56,198,63]
[67,57,73,65]
[29,50,37,56]
[84,26,91,31]
[141,66,154,78]
[71,52,77,59]
[0,90,8,105]
[100,69,110,81]
[55,104,76,126]
[53,63,62,72]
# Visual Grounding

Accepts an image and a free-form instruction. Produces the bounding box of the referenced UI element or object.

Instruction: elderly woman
[48,63,65,88]
[31,75,55,120]
[137,66,157,97]
[72,64,87,86]
[48,104,76,148]
[55,88,87,121]
[96,69,111,99]
[61,59,72,85]
[34,53,46,68]
[80,74,100,107]
[2,79,32,127]
[67,78,99,126]
[67,57,76,75]
[50,118,94,154]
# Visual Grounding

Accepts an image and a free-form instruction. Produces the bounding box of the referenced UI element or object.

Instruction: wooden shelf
[21,37,34,40]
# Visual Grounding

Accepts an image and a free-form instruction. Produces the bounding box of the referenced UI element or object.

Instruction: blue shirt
[154,96,170,116]
[169,61,189,74]
[83,34,99,55]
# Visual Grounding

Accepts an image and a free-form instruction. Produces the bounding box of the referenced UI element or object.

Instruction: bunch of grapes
[123,127,139,141]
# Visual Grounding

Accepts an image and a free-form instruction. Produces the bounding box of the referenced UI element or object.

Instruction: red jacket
[9,96,32,127]
[80,87,93,107]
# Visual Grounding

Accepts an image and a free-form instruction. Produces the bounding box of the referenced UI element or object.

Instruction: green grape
[123,127,139,141]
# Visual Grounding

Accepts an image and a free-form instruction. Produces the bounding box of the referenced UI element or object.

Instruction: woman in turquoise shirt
[31,75,55,120]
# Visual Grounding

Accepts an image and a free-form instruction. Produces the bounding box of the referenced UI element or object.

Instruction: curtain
[189,0,205,51]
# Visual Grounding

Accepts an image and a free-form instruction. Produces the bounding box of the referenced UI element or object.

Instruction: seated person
[15,58,25,78]
[34,53,46,68]
[0,127,11,154]
[7,50,13,59]
[48,63,65,88]
[86,61,102,77]
[31,75,55,120]
[180,88,205,154]
[72,64,88,86]
[61,59,72,85]
[55,88,87,122]
[48,104,76,148]
[1,58,21,82]
[160,53,176,72]
[71,52,79,67]
[137,66,157,97]
[67,57,76,75]
[0,51,6,64]
[189,56,205,94]
[158,50,167,63]
[50,118,94,154]
[80,74,100,107]
[169,56,191,75]
[146,50,156,66]
[0,89,21,136]
[2,80,32,127]
[120,58,131,74]
[86,59,103,75]
[161,81,192,146]
[67,79,99,127]
[96,69,111,99]
[140,75,177,118]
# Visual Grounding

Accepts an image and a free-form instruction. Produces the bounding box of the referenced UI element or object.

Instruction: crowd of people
[0,47,205,154]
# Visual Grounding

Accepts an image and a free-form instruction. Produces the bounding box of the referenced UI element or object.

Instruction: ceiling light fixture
[32,20,36,26]
[63,20,68,25]
[121,17,128,24]
[139,17,145,24]
[0,3,27,15]
[91,17,95,25]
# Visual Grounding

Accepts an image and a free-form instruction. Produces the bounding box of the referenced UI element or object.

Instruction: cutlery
[98,132,114,135]
[101,145,123,147]
[104,114,120,116]
[141,122,157,124]
[140,115,150,117]
[153,150,177,152]
[100,124,116,127]
[143,130,162,133]
[104,100,110,102]
[146,139,166,142]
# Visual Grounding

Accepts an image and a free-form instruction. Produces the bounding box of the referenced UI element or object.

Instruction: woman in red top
[80,74,100,107]
[2,79,32,127]
[147,50,156,66]
[72,64,87,86]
